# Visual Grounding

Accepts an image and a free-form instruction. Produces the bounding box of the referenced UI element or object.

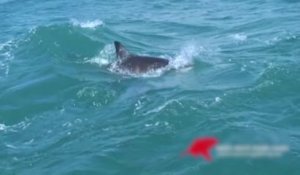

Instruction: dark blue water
[1,0,300,174]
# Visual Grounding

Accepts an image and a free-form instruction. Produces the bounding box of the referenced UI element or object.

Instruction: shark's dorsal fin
[114,41,129,59]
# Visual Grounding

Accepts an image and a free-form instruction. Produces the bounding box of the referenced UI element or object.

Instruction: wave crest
[70,19,104,29]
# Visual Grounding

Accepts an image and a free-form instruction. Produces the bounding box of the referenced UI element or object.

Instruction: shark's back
[114,41,169,73]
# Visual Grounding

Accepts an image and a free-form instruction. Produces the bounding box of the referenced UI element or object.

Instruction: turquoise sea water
[1,0,300,174]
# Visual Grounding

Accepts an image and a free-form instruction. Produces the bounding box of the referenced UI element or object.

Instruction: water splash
[85,44,115,66]
[170,43,200,69]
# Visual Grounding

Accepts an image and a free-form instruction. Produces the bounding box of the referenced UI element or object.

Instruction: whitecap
[215,96,221,103]
[0,123,7,131]
[71,19,104,29]
[230,33,248,41]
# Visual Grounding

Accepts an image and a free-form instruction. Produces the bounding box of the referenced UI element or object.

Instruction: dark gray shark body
[114,41,169,73]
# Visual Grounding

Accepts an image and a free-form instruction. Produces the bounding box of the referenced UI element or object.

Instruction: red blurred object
[184,137,219,161]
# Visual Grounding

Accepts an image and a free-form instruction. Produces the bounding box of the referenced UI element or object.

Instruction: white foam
[0,43,6,50]
[71,19,103,29]
[24,139,34,145]
[0,123,7,131]
[215,97,221,103]
[145,123,152,127]
[0,40,14,54]
[230,33,247,41]
[144,99,182,115]
[0,121,28,133]
[265,33,296,45]
[144,121,169,127]
[5,143,17,149]
[86,44,115,66]
[170,43,200,69]
[109,63,168,78]
[0,40,15,77]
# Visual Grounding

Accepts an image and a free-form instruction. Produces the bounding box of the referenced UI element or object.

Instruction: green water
[0,0,300,174]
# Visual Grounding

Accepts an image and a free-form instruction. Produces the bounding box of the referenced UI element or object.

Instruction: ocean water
[0,0,300,174]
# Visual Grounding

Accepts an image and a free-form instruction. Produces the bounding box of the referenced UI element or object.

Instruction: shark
[113,41,169,73]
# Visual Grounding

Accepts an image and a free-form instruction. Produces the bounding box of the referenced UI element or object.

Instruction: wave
[14,23,105,65]
[7,21,218,80]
